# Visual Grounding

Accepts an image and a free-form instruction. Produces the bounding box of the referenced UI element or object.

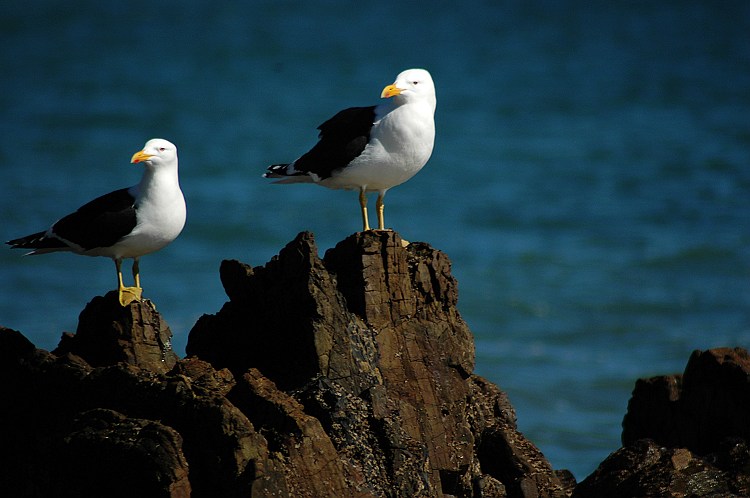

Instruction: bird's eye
[159,147,166,152]
[412,81,419,85]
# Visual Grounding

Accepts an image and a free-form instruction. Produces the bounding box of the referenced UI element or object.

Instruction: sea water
[1,0,748,479]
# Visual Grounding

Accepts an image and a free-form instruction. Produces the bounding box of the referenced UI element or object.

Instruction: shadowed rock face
[621,347,750,454]
[574,347,750,498]
[53,291,179,374]
[3,231,747,497]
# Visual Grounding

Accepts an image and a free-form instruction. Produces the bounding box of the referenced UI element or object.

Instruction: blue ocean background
[1,0,748,480]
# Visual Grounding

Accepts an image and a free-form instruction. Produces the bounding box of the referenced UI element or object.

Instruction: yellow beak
[131,150,153,164]
[381,84,402,99]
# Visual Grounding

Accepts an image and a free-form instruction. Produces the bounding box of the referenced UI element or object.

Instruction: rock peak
[188,230,474,391]
[53,291,178,374]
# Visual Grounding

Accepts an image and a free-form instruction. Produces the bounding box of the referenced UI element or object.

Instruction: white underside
[51,169,186,260]
[330,102,433,192]
[281,99,435,194]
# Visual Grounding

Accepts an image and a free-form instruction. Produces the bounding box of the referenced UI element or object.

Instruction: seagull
[264,68,436,232]
[7,138,186,306]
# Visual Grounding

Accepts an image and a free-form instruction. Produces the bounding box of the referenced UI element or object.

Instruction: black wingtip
[264,163,294,179]
[7,231,60,250]
[7,233,39,249]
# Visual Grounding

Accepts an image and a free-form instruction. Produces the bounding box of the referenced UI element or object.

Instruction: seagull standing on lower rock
[264,68,436,232]
[7,138,187,306]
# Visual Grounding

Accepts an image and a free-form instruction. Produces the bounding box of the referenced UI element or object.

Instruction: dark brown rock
[229,368,375,497]
[575,347,750,497]
[187,231,569,497]
[2,231,573,498]
[53,291,178,374]
[188,231,356,391]
[0,330,265,497]
[622,347,750,454]
[60,408,191,498]
[573,438,750,498]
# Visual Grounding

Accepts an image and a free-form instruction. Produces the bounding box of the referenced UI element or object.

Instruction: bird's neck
[134,167,180,201]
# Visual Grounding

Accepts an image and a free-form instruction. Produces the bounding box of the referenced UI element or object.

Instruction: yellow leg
[132,257,141,289]
[115,258,142,306]
[376,193,385,230]
[359,188,371,231]
[375,190,408,245]
[116,258,125,292]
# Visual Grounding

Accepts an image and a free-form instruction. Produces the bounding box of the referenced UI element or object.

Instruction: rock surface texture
[2,231,748,497]
[1,232,571,498]
[574,347,750,497]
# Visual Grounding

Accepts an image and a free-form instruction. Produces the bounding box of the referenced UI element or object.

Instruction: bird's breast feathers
[114,188,186,258]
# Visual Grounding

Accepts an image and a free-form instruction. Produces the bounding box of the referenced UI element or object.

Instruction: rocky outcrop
[187,230,572,497]
[4,231,748,497]
[53,292,179,374]
[621,347,750,453]
[572,439,750,498]
[574,347,750,497]
[1,231,573,498]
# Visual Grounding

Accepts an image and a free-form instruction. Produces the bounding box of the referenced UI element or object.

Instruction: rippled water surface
[2,0,748,479]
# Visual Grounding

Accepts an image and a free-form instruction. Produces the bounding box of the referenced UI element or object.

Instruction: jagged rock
[572,438,750,498]
[187,231,571,497]
[2,231,574,497]
[229,368,375,497]
[53,291,178,374]
[9,232,749,497]
[0,326,261,497]
[622,347,750,454]
[574,347,750,497]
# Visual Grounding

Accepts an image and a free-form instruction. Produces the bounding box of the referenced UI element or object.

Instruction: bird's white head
[131,138,178,169]
[380,68,436,111]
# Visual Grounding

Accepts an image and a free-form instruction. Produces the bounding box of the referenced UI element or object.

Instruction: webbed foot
[118,286,143,306]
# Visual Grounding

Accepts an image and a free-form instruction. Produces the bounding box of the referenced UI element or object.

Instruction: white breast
[114,172,186,259]
[322,100,435,192]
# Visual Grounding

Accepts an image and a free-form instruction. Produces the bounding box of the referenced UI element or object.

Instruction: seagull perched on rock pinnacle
[7,138,186,306]
[263,68,436,232]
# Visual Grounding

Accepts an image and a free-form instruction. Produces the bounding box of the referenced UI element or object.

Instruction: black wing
[292,106,377,179]
[50,187,138,250]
